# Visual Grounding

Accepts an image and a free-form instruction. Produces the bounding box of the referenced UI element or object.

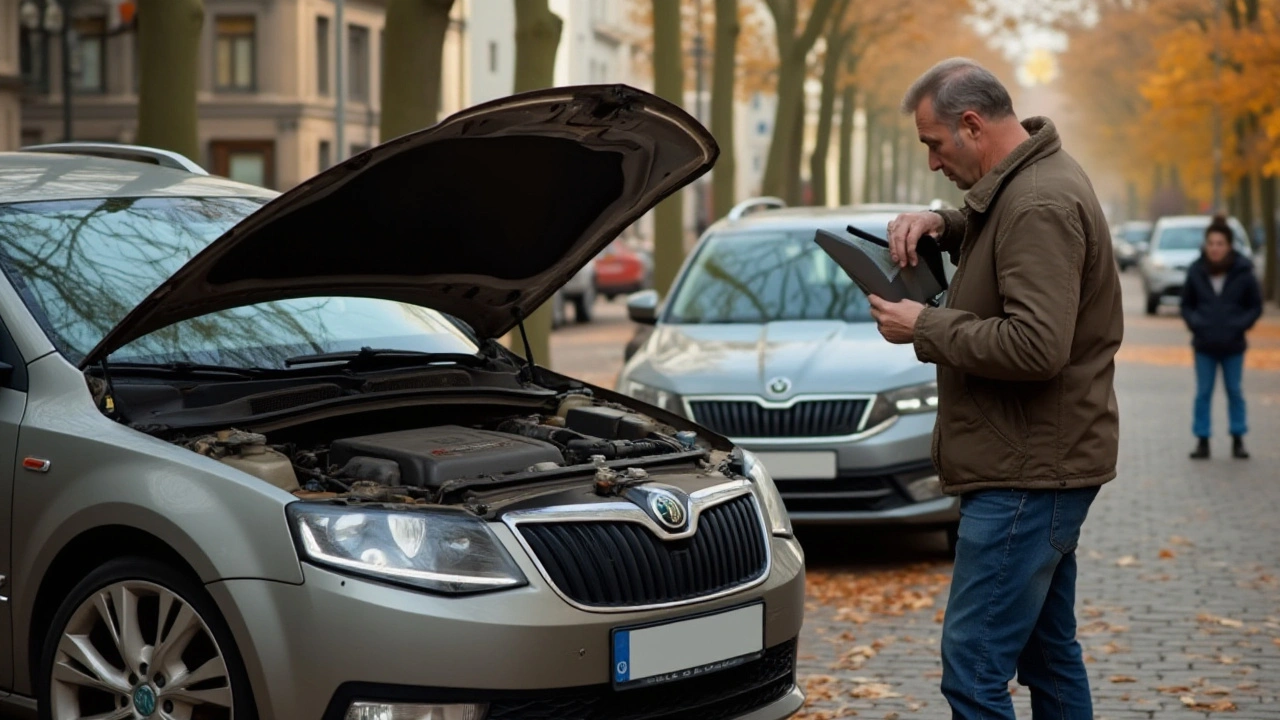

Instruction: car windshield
[0,197,479,368]
[1122,226,1151,244]
[1156,223,1247,252]
[666,227,877,324]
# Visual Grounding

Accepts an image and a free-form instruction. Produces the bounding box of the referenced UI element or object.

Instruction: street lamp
[20,0,75,142]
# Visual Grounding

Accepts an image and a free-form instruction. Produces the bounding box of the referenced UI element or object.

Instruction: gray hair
[900,58,1015,128]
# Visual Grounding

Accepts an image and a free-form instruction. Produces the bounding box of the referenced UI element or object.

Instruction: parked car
[0,86,806,720]
[1140,215,1253,315]
[1112,233,1139,271]
[595,240,652,300]
[617,202,960,547]
[1116,220,1153,257]
[552,258,597,327]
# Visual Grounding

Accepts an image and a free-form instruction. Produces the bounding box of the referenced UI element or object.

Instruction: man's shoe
[1232,435,1250,459]
[1190,438,1210,459]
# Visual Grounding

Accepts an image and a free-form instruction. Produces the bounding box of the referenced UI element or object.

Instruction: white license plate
[612,603,764,688]
[753,451,837,480]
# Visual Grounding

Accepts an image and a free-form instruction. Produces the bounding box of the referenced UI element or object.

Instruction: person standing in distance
[867,57,1124,719]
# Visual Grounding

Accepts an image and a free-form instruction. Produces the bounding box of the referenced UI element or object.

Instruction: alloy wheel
[51,580,234,720]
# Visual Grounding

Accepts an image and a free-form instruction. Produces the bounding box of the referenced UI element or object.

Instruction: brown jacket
[914,117,1123,495]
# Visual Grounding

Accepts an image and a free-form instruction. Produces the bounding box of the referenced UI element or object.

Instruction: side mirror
[626,290,660,325]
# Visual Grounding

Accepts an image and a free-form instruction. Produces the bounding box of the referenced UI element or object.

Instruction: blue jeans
[1194,352,1247,438]
[941,487,1101,720]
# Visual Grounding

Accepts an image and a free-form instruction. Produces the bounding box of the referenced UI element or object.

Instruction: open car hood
[80,85,717,368]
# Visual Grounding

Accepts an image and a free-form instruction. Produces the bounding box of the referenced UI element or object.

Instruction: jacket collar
[963,117,1061,214]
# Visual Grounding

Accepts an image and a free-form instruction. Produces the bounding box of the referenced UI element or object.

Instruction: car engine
[177,393,706,506]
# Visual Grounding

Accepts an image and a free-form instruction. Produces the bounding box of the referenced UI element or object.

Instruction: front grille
[486,639,797,720]
[689,398,868,438]
[517,495,768,608]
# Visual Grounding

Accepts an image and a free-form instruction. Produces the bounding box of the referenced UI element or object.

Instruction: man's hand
[869,295,925,344]
[886,211,944,268]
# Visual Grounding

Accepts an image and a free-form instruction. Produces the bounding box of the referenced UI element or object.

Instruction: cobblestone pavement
[550,273,1280,719]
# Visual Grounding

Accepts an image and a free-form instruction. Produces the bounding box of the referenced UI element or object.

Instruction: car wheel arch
[24,525,202,695]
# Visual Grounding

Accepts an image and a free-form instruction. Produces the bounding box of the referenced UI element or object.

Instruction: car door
[0,319,28,690]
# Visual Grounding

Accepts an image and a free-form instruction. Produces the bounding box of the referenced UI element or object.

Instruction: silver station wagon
[618,202,961,545]
[0,86,805,720]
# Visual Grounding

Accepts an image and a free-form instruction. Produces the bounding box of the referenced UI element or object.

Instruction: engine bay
[175,391,720,511]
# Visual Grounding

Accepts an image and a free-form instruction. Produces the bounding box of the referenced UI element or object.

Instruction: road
[551,270,1280,719]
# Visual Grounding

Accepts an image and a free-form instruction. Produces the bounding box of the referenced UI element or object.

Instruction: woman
[1180,216,1263,459]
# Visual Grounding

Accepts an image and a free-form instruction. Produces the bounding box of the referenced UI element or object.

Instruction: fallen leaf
[1158,685,1193,694]
[1100,641,1130,654]
[1203,686,1233,696]
[1116,555,1140,567]
[1109,675,1138,683]
[1218,654,1239,664]
[1170,535,1194,546]
[849,682,901,699]
[1238,681,1260,690]
[1159,548,1176,559]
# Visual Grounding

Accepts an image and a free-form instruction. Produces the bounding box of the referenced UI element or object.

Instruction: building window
[347,24,370,103]
[215,16,256,91]
[19,28,48,93]
[489,41,498,73]
[73,17,107,93]
[319,140,332,172]
[316,16,331,96]
[211,140,275,188]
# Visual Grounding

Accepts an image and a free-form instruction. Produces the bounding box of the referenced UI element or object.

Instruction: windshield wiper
[102,361,268,379]
[283,347,485,369]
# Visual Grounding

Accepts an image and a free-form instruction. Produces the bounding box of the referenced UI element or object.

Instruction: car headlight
[739,449,792,537]
[1150,259,1167,271]
[864,381,939,428]
[620,379,686,416]
[288,504,527,594]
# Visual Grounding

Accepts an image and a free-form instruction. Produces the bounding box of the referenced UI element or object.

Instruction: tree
[759,0,838,201]
[136,0,204,161]
[510,0,564,367]
[652,0,686,297]
[380,0,456,141]
[711,0,740,219]
[808,0,851,206]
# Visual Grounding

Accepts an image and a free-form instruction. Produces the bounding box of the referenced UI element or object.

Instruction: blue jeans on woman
[941,486,1101,720]
[1193,352,1247,438]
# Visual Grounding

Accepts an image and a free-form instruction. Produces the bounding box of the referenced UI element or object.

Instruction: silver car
[0,86,805,719]
[1139,215,1253,315]
[617,204,960,544]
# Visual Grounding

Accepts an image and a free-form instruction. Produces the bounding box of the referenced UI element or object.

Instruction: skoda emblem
[649,490,687,530]
[767,376,792,396]
[133,685,157,716]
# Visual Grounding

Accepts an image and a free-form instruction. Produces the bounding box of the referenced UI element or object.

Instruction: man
[869,58,1123,719]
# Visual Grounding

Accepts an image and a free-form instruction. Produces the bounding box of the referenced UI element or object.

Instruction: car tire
[574,285,595,324]
[37,556,258,720]
[1145,293,1160,316]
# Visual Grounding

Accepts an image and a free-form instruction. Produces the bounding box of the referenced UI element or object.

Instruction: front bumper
[739,413,959,526]
[208,529,806,720]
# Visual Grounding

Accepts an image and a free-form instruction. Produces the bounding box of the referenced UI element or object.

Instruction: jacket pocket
[941,379,1029,482]
[965,376,1029,450]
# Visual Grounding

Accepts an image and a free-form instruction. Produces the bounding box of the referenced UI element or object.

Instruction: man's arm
[912,202,1085,382]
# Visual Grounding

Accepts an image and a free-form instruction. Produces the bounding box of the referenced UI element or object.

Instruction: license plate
[753,451,837,480]
[611,603,764,689]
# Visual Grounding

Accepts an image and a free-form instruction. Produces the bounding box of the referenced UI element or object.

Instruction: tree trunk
[888,120,901,201]
[760,0,837,198]
[786,100,805,204]
[510,0,563,366]
[838,81,856,205]
[862,104,876,202]
[808,27,846,207]
[711,0,739,220]
[381,0,455,141]
[1262,175,1278,302]
[136,0,204,161]
[652,0,685,297]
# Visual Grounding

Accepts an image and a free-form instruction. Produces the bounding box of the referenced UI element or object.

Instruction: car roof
[0,152,279,205]
[705,203,929,234]
[1154,215,1243,228]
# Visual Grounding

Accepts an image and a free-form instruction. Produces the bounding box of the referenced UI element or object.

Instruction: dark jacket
[914,117,1124,495]
[1180,254,1263,357]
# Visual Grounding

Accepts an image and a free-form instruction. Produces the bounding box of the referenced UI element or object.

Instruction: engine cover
[329,426,563,489]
